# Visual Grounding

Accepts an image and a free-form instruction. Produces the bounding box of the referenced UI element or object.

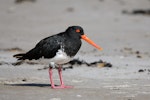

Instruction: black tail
[13,53,26,60]
[13,47,42,60]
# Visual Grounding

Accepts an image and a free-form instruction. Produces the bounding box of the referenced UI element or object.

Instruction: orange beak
[81,35,103,51]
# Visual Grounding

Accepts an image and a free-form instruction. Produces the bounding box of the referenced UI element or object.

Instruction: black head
[65,26,84,37]
[65,25,103,51]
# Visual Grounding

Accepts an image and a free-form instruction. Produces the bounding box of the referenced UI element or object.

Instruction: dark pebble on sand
[135,51,140,54]
[137,55,142,58]
[22,78,27,82]
[122,9,150,16]
[66,7,74,12]
[138,69,145,72]
[15,0,36,3]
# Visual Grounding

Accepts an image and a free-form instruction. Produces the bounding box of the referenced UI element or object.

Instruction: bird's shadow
[5,83,52,87]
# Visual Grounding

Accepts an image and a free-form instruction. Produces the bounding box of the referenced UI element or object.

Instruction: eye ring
[76,29,80,33]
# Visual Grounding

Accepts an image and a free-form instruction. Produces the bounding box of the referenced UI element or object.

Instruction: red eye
[76,29,80,33]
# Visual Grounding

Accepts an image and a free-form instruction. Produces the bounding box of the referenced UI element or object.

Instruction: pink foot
[51,85,73,89]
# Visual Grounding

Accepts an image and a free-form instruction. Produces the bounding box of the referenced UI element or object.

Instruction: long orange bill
[81,34,103,51]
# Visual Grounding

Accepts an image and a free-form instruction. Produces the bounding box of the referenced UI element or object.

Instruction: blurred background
[0,0,150,56]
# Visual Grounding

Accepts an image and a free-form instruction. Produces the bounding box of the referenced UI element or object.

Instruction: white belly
[39,49,73,65]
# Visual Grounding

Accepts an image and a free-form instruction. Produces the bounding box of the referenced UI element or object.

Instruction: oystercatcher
[13,26,103,89]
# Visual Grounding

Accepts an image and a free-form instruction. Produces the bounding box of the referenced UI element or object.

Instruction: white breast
[50,49,73,64]
[39,49,73,65]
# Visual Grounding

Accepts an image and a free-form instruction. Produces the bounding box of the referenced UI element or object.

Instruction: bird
[13,26,103,89]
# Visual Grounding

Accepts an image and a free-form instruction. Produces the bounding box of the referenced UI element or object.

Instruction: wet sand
[0,0,150,100]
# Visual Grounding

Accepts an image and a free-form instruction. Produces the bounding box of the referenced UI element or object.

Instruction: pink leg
[58,67,64,85]
[49,68,55,88]
[57,67,73,88]
[48,66,73,89]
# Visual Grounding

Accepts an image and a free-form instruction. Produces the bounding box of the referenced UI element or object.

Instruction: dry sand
[0,0,150,100]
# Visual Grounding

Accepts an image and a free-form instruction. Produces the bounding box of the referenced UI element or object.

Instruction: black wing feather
[14,34,63,60]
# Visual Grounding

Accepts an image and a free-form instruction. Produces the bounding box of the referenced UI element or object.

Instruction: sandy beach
[0,0,150,100]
